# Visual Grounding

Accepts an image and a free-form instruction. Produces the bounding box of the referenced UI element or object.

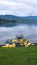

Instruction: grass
[0,47,37,65]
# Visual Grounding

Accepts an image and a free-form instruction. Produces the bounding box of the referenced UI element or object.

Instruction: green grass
[0,47,37,65]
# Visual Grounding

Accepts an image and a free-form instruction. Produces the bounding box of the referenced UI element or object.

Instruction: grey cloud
[0,0,37,16]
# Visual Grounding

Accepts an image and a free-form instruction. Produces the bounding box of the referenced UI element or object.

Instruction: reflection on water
[0,22,37,43]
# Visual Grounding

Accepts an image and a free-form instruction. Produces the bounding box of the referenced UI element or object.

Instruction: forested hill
[0,15,37,20]
[0,18,17,25]
[0,15,37,25]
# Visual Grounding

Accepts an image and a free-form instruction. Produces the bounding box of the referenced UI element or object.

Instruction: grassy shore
[0,47,37,65]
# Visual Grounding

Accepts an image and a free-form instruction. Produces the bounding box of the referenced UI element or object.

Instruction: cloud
[0,0,37,16]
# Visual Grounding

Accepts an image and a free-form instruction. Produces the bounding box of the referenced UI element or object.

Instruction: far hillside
[0,15,37,25]
[0,18,37,25]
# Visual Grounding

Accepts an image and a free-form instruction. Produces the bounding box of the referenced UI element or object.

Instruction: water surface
[0,22,37,43]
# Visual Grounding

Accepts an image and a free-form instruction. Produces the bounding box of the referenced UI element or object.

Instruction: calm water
[0,22,37,43]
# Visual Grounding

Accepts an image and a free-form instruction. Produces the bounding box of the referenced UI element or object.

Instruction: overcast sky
[0,0,37,16]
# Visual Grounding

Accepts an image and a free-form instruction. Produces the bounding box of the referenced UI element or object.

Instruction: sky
[0,0,37,16]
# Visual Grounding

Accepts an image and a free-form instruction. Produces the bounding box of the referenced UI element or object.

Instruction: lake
[0,22,37,43]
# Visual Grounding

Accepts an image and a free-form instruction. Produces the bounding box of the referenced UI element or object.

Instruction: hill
[0,15,37,25]
[0,15,37,20]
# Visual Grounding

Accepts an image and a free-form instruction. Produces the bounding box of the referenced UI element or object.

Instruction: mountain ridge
[0,15,37,20]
